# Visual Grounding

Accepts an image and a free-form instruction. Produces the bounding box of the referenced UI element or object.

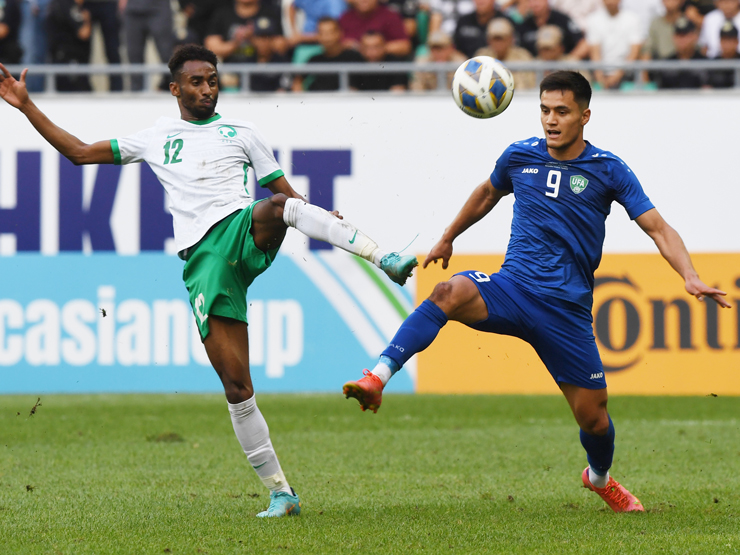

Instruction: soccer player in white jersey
[0,45,418,518]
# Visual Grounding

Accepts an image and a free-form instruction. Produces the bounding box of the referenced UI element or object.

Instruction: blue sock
[381,299,448,370]
[579,415,615,475]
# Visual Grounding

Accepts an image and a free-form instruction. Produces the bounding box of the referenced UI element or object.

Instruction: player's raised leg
[204,316,301,517]
[344,275,487,412]
[560,383,644,512]
[252,190,418,286]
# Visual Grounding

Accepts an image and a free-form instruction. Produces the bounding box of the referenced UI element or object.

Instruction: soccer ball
[451,57,515,119]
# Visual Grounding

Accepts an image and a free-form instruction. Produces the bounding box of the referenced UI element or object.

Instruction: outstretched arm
[0,64,114,165]
[423,178,509,269]
[635,208,730,308]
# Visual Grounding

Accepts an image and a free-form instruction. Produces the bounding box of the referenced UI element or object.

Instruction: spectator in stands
[499,0,527,24]
[19,0,51,91]
[699,0,740,58]
[586,0,643,90]
[656,16,708,88]
[534,23,593,82]
[293,17,363,91]
[288,0,347,45]
[205,0,284,64]
[453,0,513,58]
[621,0,663,37]
[340,0,412,57]
[643,0,684,61]
[519,0,590,60]
[410,29,464,90]
[708,20,740,87]
[550,0,601,31]
[684,0,717,27]
[248,17,291,92]
[178,0,231,44]
[350,31,408,91]
[384,0,423,49]
[0,0,22,65]
[475,18,537,89]
[84,0,123,91]
[123,0,175,91]
[429,0,474,37]
[535,24,565,61]
[47,0,92,92]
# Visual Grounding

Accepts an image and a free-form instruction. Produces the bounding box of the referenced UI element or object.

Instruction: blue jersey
[490,138,654,309]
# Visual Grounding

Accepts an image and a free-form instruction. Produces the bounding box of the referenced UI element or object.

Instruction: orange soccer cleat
[343,370,384,413]
[582,467,645,513]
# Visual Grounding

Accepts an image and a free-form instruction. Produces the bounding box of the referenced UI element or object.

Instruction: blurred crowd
[0,0,738,92]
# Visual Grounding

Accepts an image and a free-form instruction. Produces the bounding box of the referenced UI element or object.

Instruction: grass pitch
[1,393,739,554]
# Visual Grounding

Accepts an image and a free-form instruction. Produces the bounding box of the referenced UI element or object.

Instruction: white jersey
[111,113,284,253]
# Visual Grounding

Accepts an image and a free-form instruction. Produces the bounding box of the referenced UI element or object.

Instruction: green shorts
[182,201,278,340]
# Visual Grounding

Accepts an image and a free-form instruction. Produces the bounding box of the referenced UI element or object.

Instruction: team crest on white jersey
[522,168,538,174]
[218,125,237,139]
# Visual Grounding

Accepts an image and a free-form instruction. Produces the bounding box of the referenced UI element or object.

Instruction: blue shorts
[457,271,606,389]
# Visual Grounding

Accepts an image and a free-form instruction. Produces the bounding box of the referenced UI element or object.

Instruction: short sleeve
[383,7,409,41]
[489,146,515,193]
[627,12,643,44]
[247,126,284,186]
[612,163,654,220]
[111,127,155,165]
[585,14,601,44]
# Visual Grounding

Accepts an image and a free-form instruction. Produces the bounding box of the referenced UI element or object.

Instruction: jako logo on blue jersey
[522,168,538,174]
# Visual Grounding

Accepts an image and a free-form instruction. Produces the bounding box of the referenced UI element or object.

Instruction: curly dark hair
[540,71,592,108]
[168,45,219,81]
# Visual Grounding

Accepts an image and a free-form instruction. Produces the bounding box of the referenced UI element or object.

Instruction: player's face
[171,60,219,120]
[539,89,590,158]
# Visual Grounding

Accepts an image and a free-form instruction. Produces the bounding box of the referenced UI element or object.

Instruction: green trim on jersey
[258,169,284,187]
[187,113,222,126]
[110,139,121,165]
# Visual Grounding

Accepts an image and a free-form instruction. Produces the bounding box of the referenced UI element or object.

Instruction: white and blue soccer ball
[451,56,515,119]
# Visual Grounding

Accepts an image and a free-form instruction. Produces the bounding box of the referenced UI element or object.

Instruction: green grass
[1,394,739,554]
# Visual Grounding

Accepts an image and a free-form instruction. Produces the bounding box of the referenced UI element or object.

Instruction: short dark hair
[361,30,385,42]
[540,71,591,108]
[168,44,219,81]
[317,16,340,30]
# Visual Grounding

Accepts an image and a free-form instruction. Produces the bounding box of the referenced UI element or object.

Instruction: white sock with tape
[282,198,386,266]
[228,396,291,494]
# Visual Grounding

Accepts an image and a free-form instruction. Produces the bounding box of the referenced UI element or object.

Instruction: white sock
[228,396,291,494]
[282,198,387,266]
[589,467,609,489]
[370,362,393,386]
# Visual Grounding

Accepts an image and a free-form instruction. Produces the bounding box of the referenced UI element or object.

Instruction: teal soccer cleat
[256,488,302,518]
[380,253,419,286]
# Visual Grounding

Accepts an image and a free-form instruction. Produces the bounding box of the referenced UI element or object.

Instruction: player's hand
[0,64,30,110]
[423,238,453,269]
[685,275,731,308]
[330,210,343,220]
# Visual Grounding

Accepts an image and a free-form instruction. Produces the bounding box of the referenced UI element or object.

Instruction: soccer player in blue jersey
[343,71,731,512]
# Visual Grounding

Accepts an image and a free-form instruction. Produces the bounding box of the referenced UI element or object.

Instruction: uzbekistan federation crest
[570,175,589,194]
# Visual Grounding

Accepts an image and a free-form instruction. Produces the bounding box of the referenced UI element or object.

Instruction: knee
[223,380,254,404]
[428,281,454,306]
[577,409,610,436]
[218,365,254,403]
